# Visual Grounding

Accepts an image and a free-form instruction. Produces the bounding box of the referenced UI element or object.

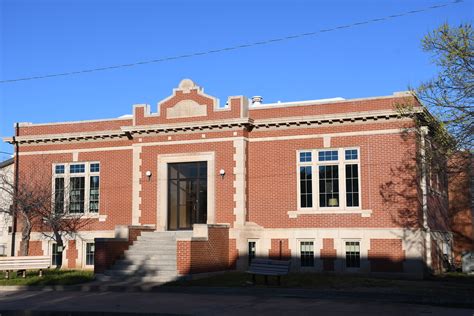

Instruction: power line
[0,0,463,84]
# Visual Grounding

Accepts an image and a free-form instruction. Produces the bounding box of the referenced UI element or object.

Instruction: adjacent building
[4,79,461,279]
[0,158,14,256]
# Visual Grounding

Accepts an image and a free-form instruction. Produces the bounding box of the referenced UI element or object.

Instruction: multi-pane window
[90,163,100,173]
[86,243,95,266]
[319,165,339,207]
[297,148,360,210]
[299,152,312,162]
[55,165,65,174]
[300,166,313,208]
[70,164,85,173]
[54,162,100,214]
[70,177,85,213]
[300,241,314,267]
[52,244,60,266]
[345,164,359,207]
[318,150,338,161]
[345,241,360,268]
[89,176,100,213]
[54,178,65,213]
[248,241,256,265]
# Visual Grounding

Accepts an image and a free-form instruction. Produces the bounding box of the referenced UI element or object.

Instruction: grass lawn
[0,269,95,286]
[166,271,474,298]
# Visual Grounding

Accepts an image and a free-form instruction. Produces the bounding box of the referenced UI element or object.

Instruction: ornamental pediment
[166,99,207,119]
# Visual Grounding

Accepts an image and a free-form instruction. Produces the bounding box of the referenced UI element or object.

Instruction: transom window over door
[168,162,207,230]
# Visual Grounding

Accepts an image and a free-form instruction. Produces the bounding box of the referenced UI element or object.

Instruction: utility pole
[10,123,19,256]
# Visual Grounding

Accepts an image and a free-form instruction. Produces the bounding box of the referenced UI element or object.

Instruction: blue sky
[0,0,472,160]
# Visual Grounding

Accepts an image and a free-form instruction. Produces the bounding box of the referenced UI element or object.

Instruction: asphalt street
[0,289,473,315]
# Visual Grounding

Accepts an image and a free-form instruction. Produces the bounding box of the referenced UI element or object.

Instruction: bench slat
[246,259,291,277]
[0,256,51,271]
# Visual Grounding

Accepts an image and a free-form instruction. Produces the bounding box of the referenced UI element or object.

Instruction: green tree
[417,23,473,151]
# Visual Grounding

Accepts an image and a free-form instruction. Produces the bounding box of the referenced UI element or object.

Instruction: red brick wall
[94,239,129,273]
[368,239,405,272]
[134,91,243,126]
[228,239,238,269]
[139,141,236,227]
[448,152,474,265]
[16,150,133,233]
[177,226,230,275]
[268,239,291,260]
[19,241,43,256]
[320,238,336,271]
[67,240,78,268]
[248,127,419,229]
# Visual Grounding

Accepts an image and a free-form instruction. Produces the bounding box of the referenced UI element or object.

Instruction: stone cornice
[4,108,422,145]
[121,117,254,136]
[251,108,422,129]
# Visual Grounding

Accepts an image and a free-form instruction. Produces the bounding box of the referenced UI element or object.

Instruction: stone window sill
[64,213,107,221]
[288,209,372,218]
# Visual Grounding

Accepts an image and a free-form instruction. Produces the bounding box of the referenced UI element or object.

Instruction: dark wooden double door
[168,162,207,230]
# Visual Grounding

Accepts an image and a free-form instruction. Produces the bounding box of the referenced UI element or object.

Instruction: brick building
[4,79,459,279]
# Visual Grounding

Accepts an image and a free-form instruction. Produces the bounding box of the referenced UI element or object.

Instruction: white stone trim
[157,152,215,231]
[157,79,222,113]
[288,209,372,218]
[233,139,247,228]
[166,100,207,119]
[250,128,415,143]
[18,146,133,156]
[16,117,132,127]
[132,146,142,225]
[231,226,424,276]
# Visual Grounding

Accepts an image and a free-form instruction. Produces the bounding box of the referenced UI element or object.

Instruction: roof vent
[251,96,263,105]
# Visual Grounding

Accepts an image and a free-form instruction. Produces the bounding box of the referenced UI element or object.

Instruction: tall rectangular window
[54,177,65,213]
[300,241,314,267]
[52,244,60,266]
[345,241,360,268]
[69,177,85,213]
[86,243,95,266]
[89,176,100,213]
[319,165,339,207]
[300,166,313,208]
[345,164,359,207]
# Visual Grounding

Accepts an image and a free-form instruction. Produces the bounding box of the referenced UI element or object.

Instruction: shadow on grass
[165,271,474,293]
[0,270,94,286]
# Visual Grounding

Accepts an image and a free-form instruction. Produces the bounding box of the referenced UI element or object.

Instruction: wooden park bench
[0,256,51,279]
[246,259,291,285]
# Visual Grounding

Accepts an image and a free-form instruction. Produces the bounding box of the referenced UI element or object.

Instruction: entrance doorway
[168,162,207,230]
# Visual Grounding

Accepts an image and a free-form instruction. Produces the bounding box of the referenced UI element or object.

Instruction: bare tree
[0,160,93,268]
[416,23,473,151]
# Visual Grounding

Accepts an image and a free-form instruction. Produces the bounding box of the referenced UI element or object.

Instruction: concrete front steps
[102,231,192,283]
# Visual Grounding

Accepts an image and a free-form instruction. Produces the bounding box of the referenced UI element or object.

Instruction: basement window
[300,241,314,267]
[345,241,360,268]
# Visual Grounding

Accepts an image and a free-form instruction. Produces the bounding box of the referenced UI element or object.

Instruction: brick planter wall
[177,225,230,275]
[94,225,155,273]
